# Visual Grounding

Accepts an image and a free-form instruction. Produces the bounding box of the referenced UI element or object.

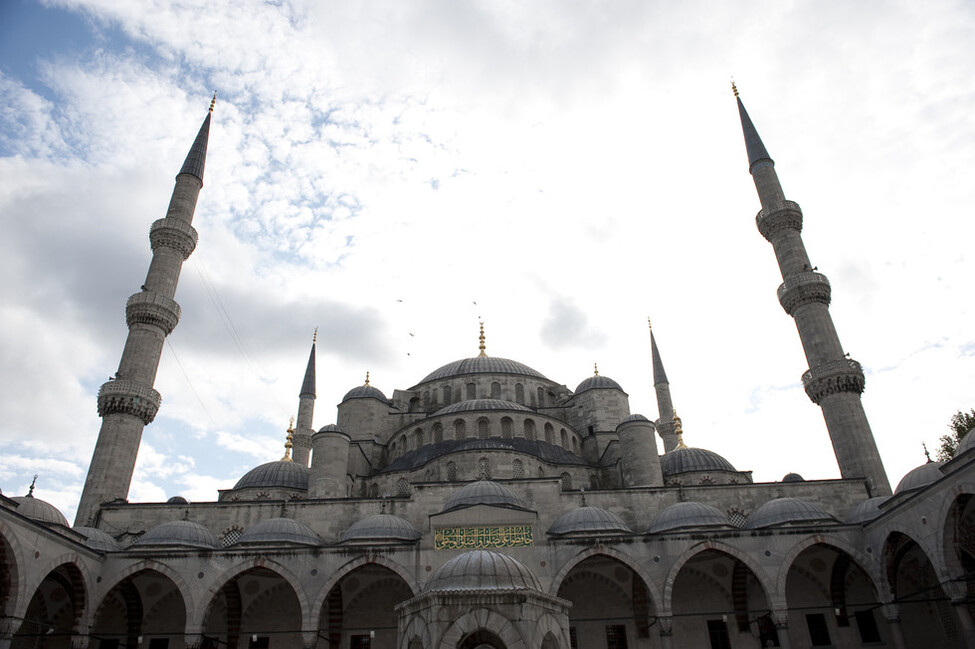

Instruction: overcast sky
[1,0,973,523]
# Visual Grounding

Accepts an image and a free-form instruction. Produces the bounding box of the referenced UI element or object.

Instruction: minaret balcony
[756,200,803,241]
[150,217,198,259]
[802,359,865,405]
[97,379,162,424]
[777,272,831,315]
[126,292,182,334]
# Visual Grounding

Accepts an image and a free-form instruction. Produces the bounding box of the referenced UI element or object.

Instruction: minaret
[75,99,214,525]
[649,319,678,453]
[735,86,891,496]
[293,329,317,467]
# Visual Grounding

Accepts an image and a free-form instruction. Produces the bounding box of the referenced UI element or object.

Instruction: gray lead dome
[660,447,736,475]
[548,507,631,535]
[342,385,389,403]
[238,518,320,546]
[340,514,421,543]
[745,498,835,529]
[418,357,547,384]
[894,461,945,494]
[234,460,309,491]
[442,480,526,512]
[574,375,623,394]
[10,496,69,527]
[647,502,729,533]
[135,521,218,548]
[425,550,541,592]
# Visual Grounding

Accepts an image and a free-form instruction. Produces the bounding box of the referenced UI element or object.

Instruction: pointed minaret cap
[733,83,773,173]
[178,93,215,182]
[649,319,669,385]
[300,328,317,399]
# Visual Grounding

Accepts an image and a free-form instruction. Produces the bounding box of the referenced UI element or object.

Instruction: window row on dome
[404,378,559,414]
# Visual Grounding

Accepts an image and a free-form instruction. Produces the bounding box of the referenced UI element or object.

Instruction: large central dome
[416,356,548,385]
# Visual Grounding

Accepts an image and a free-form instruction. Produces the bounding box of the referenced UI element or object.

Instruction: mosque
[1,90,973,649]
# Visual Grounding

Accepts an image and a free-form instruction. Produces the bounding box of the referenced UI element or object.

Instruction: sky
[1,0,973,524]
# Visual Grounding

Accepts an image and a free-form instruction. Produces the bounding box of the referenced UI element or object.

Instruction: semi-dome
[74,526,121,552]
[574,375,623,394]
[233,460,309,491]
[237,518,320,546]
[339,514,421,543]
[434,399,533,416]
[418,357,547,384]
[845,496,889,524]
[548,506,631,536]
[894,461,945,494]
[425,550,541,592]
[443,480,527,512]
[661,447,737,476]
[342,384,389,404]
[647,502,730,533]
[745,498,836,529]
[135,521,218,548]
[782,473,805,483]
[11,495,69,527]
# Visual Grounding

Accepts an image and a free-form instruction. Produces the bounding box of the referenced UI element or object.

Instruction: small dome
[434,399,533,416]
[74,526,121,552]
[425,550,541,592]
[237,518,320,546]
[339,514,421,543]
[549,507,631,536]
[574,375,623,394]
[619,414,651,425]
[845,497,889,524]
[894,461,945,494]
[956,430,975,456]
[418,357,548,384]
[167,496,189,504]
[11,496,68,527]
[135,521,218,548]
[647,502,729,533]
[782,473,805,483]
[745,498,836,529]
[661,447,737,476]
[233,460,309,491]
[443,481,526,513]
[317,424,344,434]
[342,385,389,404]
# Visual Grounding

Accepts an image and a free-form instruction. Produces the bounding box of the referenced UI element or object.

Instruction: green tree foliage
[936,408,975,461]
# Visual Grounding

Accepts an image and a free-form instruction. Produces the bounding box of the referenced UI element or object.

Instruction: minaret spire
[649,319,678,452]
[736,90,891,496]
[76,101,213,525]
[293,329,317,467]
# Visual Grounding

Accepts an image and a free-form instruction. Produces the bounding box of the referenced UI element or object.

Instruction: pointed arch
[93,559,194,619]
[774,534,881,599]
[937,482,975,580]
[440,607,526,649]
[662,539,775,614]
[0,521,26,619]
[308,555,420,631]
[13,559,89,644]
[399,611,432,649]
[548,546,661,605]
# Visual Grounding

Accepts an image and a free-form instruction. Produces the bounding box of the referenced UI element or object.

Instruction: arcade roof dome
[234,460,309,491]
[660,447,737,475]
[442,480,526,513]
[425,550,542,592]
[74,526,121,552]
[339,514,421,543]
[135,520,218,548]
[10,495,69,527]
[845,496,889,524]
[548,506,632,535]
[417,356,547,384]
[238,518,320,546]
[647,502,730,533]
[745,497,836,529]
[894,461,945,494]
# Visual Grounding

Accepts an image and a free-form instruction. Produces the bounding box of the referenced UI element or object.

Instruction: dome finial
[648,317,652,331]
[364,371,370,386]
[673,410,687,449]
[312,327,318,344]
[478,321,487,357]
[27,474,37,497]
[731,80,739,97]
[209,91,217,113]
[281,417,295,462]
[593,363,599,376]
[922,441,932,463]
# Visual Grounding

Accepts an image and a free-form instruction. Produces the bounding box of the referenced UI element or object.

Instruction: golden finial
[648,317,652,332]
[27,474,37,497]
[364,371,370,386]
[593,363,599,376]
[209,91,217,113]
[731,80,739,98]
[312,327,318,344]
[673,410,687,449]
[478,321,487,357]
[281,417,295,462]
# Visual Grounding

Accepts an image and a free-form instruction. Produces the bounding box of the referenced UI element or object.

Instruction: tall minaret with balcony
[292,330,317,467]
[735,86,891,495]
[75,100,214,525]
[649,319,678,453]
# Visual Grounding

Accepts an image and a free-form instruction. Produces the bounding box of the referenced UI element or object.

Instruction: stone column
[881,604,907,649]
[657,616,673,649]
[309,426,351,498]
[771,609,792,649]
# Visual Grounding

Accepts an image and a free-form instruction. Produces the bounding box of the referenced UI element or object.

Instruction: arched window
[454,419,466,440]
[501,417,513,438]
[537,466,545,478]
[466,382,476,399]
[478,417,490,439]
[478,457,491,480]
[572,436,578,453]
[515,383,525,404]
[413,428,424,450]
[369,483,379,498]
[443,385,452,403]
[524,419,536,441]
[544,423,555,445]
[423,391,430,409]
[409,397,420,413]
[560,472,572,490]
[446,461,457,481]
[396,478,410,497]
[590,474,599,490]
[433,423,444,444]
[537,387,545,407]
[560,428,568,448]
[491,382,501,399]
[512,459,524,479]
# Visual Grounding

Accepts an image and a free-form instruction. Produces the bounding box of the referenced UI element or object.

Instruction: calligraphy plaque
[434,524,533,550]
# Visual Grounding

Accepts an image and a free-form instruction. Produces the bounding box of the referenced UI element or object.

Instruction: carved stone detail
[150,217,198,259]
[802,359,865,405]
[126,292,181,334]
[97,379,162,424]
[777,272,831,315]
[756,200,803,241]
